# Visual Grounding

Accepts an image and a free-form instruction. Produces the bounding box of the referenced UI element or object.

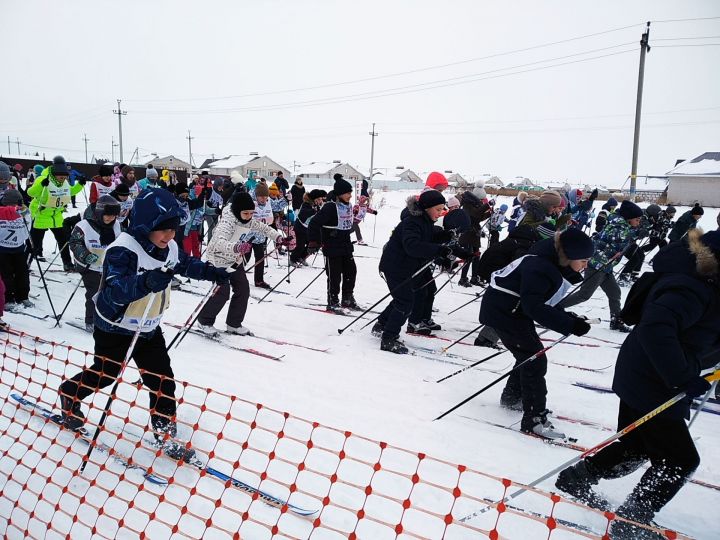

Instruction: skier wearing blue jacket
[57,189,230,461]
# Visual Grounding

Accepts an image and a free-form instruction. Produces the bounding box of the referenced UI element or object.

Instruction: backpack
[619,272,660,325]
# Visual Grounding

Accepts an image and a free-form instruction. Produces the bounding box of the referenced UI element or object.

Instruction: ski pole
[372,212,377,244]
[296,266,325,299]
[38,241,70,278]
[337,259,436,335]
[447,290,486,316]
[434,333,574,421]
[80,291,159,474]
[244,245,278,272]
[257,264,301,303]
[54,265,91,327]
[433,257,472,297]
[688,378,719,428]
[461,369,720,522]
[22,219,61,324]
[169,284,221,350]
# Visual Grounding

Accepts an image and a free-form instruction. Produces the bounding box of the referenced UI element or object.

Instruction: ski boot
[254,281,271,290]
[326,294,346,314]
[610,316,632,333]
[474,335,502,350]
[371,322,384,337]
[84,322,94,333]
[151,414,196,463]
[406,321,432,336]
[521,410,566,440]
[555,460,610,510]
[341,293,361,310]
[423,319,441,331]
[610,500,664,540]
[380,335,409,355]
[226,324,251,336]
[469,276,483,287]
[58,395,86,432]
[197,323,220,337]
[21,299,35,309]
[0,318,7,331]
[63,263,75,272]
[458,277,471,287]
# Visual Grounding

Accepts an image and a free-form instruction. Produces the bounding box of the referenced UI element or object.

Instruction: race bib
[0,217,29,249]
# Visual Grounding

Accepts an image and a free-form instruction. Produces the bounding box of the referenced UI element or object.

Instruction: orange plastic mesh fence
[0,329,686,539]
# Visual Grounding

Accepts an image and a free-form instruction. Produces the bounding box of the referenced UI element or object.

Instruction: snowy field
[1,187,719,539]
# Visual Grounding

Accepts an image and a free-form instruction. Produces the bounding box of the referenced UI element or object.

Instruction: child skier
[556,229,720,538]
[351,195,378,245]
[69,195,122,331]
[57,189,230,461]
[249,182,274,288]
[0,190,32,311]
[197,190,284,336]
[478,228,594,438]
[488,204,509,247]
[89,164,116,204]
[291,189,326,267]
[373,190,471,353]
[307,175,359,311]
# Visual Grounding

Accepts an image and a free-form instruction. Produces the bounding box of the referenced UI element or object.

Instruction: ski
[66,321,92,333]
[163,323,284,361]
[10,393,167,484]
[459,415,584,450]
[5,309,50,321]
[540,338,619,349]
[550,360,612,373]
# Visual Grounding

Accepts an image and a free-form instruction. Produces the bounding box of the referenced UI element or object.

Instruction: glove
[41,178,50,187]
[275,236,288,247]
[85,253,99,265]
[143,268,174,293]
[212,267,231,286]
[77,175,88,185]
[636,228,649,239]
[438,245,452,259]
[307,241,321,255]
[451,245,474,260]
[683,376,711,399]
[571,317,591,336]
[434,228,453,243]
[233,242,252,255]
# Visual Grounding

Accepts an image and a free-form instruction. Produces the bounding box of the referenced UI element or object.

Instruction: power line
[653,43,720,48]
[652,16,720,23]
[124,23,645,104]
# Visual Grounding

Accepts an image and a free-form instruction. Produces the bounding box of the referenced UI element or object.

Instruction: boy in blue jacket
[57,189,229,461]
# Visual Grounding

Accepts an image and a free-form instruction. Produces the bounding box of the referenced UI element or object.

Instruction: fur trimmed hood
[688,228,719,277]
[405,195,424,217]
[654,228,719,279]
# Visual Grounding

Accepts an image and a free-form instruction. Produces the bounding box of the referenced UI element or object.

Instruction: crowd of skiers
[1,156,718,538]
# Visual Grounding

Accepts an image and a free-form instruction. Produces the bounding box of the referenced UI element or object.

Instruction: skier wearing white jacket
[197,190,284,335]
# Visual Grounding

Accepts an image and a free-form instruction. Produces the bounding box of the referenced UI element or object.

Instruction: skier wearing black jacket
[373,190,471,353]
[556,229,720,539]
[478,228,595,438]
[291,189,325,266]
[307,175,357,311]
[457,190,492,286]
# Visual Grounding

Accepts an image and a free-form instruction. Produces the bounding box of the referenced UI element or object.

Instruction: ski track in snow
[2,190,718,539]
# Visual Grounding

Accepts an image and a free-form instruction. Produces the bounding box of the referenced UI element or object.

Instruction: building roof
[294,162,339,175]
[205,155,258,169]
[666,152,720,176]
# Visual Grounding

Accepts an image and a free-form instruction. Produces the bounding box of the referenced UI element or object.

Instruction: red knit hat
[425,171,448,190]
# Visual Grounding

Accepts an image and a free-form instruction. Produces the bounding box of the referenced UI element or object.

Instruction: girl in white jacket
[197,191,283,335]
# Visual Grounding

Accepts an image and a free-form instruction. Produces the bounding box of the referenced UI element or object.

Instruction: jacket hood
[508,224,540,243]
[128,189,182,239]
[459,190,482,208]
[653,228,719,279]
[405,196,424,217]
[528,236,558,261]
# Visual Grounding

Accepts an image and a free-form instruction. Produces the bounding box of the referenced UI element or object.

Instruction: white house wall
[667,176,720,206]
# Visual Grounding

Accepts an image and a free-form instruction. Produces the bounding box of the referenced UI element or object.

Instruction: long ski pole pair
[54,265,91,327]
[257,264,301,303]
[337,258,437,335]
[433,256,474,297]
[21,218,60,324]
[447,288,486,316]
[460,369,720,522]
[296,264,325,299]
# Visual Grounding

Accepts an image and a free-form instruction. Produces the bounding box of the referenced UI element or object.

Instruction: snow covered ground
[1,188,718,539]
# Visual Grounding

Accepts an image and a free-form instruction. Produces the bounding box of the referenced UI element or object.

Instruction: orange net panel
[0,329,687,539]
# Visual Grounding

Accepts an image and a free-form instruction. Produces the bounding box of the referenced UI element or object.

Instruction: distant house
[294,162,366,182]
[446,173,468,187]
[143,155,193,173]
[205,155,291,181]
[665,152,719,206]
[484,176,504,189]
[395,168,422,182]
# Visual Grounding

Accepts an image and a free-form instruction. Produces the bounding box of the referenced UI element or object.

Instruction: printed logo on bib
[46,184,71,208]
[336,202,353,231]
[0,218,29,249]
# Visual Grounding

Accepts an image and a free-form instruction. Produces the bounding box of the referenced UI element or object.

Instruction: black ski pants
[378,271,415,340]
[585,400,699,516]
[31,226,72,267]
[198,269,249,328]
[495,326,548,417]
[325,254,356,299]
[0,250,30,303]
[291,227,308,263]
[59,327,177,417]
[562,267,622,317]
[250,241,266,284]
[81,270,102,325]
[642,236,667,254]
[409,269,435,324]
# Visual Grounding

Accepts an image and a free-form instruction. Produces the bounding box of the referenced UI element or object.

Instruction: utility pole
[15,138,21,154]
[7,136,10,154]
[113,99,127,163]
[82,133,90,163]
[629,22,651,201]
[186,130,195,169]
[111,137,118,162]
[368,122,378,191]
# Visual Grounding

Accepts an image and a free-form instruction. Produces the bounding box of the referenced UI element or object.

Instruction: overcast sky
[1,0,718,186]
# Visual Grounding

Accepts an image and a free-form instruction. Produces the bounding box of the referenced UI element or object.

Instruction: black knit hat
[1,189,23,207]
[333,176,353,196]
[98,164,113,177]
[616,199,643,220]
[231,192,256,221]
[559,227,594,260]
[691,203,704,216]
[665,205,676,216]
[333,173,344,182]
[112,183,130,197]
[418,189,446,210]
[175,182,190,196]
[308,189,327,200]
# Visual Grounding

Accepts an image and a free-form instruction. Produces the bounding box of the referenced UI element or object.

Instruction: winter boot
[63,263,75,272]
[255,281,272,289]
[341,293,361,310]
[226,324,251,336]
[58,395,86,432]
[406,321,432,335]
[0,318,7,331]
[555,460,610,510]
[380,335,409,355]
[197,323,219,337]
[371,322,384,337]
[474,335,502,350]
[610,499,664,540]
[423,319,441,331]
[21,299,35,309]
[469,276,483,286]
[151,414,196,463]
[84,322,94,333]
[5,302,19,313]
[521,410,566,440]
[326,294,342,312]
[610,316,632,333]
[458,277,471,287]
